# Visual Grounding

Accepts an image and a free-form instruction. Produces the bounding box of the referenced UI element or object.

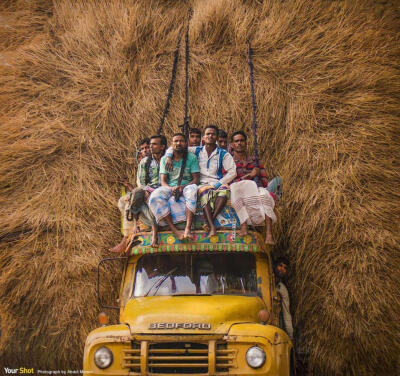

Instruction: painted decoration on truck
[130,231,263,255]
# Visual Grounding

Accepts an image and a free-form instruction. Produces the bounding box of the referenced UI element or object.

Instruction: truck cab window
[133,253,257,297]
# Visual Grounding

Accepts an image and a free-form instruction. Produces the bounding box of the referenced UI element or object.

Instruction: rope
[182,16,190,139]
[247,42,260,167]
[157,27,184,135]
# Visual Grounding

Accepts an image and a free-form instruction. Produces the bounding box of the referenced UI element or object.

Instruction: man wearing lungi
[229,131,281,244]
[149,133,200,240]
[110,135,167,252]
[165,125,237,237]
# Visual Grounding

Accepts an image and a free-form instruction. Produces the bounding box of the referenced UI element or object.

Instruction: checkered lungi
[148,184,198,224]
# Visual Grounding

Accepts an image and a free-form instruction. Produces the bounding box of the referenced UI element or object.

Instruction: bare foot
[183,228,194,241]
[208,225,217,237]
[239,223,248,237]
[151,233,159,248]
[170,227,185,241]
[110,237,127,253]
[265,234,274,245]
[202,223,210,232]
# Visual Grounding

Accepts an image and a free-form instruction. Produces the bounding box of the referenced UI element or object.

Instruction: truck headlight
[94,346,113,369]
[246,346,266,368]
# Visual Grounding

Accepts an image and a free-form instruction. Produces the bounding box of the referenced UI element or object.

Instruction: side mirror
[97,256,127,310]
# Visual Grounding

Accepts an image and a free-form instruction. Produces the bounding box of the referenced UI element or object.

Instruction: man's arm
[185,172,200,186]
[136,159,146,187]
[217,152,237,187]
[165,147,197,171]
[160,173,171,188]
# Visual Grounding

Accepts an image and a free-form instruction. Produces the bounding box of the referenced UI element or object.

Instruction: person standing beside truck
[110,135,166,252]
[149,133,200,240]
[274,256,294,341]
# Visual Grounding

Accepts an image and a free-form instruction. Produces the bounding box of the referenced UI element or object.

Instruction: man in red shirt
[230,131,279,244]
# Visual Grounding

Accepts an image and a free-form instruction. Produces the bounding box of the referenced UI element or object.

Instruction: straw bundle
[0,0,399,374]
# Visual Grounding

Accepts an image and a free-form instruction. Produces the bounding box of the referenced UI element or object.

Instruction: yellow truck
[83,228,294,375]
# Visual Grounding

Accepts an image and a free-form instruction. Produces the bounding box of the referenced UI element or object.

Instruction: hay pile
[1,0,399,374]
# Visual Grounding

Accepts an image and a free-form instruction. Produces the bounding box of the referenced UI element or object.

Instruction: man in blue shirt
[149,133,200,240]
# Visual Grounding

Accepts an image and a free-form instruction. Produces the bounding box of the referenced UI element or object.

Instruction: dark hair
[150,134,167,147]
[274,256,290,268]
[172,132,187,140]
[189,127,201,136]
[218,129,228,139]
[231,130,247,142]
[139,137,150,146]
[144,135,167,185]
[203,124,219,135]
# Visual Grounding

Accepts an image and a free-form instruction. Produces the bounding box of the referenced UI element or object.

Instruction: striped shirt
[232,156,268,188]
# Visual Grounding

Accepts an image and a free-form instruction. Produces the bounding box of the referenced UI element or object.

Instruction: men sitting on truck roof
[166,125,237,237]
[149,133,200,240]
[229,131,280,244]
[188,127,202,147]
[110,135,167,252]
[274,256,294,341]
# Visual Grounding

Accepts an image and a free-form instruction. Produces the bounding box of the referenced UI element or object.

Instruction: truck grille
[148,342,208,373]
[215,342,236,372]
[122,340,236,375]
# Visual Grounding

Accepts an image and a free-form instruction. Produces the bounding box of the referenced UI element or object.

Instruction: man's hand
[118,178,130,187]
[165,156,173,171]
[171,186,183,194]
[241,167,259,181]
[119,178,134,191]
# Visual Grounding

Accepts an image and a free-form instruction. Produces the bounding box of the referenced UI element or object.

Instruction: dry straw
[1,0,399,374]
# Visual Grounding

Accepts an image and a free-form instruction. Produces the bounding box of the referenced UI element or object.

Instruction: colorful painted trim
[129,231,265,255]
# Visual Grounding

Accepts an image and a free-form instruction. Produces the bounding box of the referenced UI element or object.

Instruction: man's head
[172,133,187,153]
[203,124,218,146]
[218,129,228,150]
[231,131,247,153]
[149,135,167,156]
[274,257,289,279]
[188,128,201,147]
[138,138,150,161]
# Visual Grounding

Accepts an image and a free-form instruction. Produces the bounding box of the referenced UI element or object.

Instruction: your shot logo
[4,368,34,374]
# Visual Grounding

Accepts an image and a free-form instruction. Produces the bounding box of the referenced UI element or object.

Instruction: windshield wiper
[145,267,178,297]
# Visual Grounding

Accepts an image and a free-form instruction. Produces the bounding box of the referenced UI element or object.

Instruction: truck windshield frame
[132,252,258,298]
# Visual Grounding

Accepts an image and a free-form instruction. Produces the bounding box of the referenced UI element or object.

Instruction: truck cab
[83,229,293,375]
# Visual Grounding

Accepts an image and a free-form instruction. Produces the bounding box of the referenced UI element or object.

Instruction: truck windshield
[133,253,257,297]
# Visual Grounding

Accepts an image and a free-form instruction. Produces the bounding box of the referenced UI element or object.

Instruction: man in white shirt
[165,125,236,236]
[274,257,294,340]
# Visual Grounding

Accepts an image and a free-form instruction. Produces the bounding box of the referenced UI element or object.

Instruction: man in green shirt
[149,133,200,240]
[111,135,166,252]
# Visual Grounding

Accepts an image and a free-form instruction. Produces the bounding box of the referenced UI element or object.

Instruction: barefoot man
[110,135,166,252]
[229,131,281,244]
[149,133,200,240]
